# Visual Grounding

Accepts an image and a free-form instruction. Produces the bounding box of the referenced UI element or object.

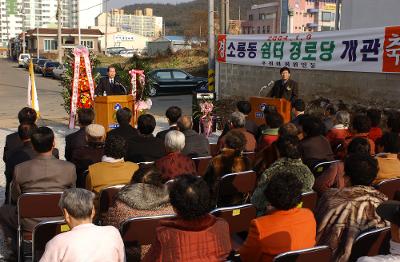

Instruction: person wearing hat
[357,201,400,261]
[71,124,106,188]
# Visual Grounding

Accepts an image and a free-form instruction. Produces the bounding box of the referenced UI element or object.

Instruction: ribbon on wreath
[128,69,145,98]
[199,101,214,137]
[69,46,95,129]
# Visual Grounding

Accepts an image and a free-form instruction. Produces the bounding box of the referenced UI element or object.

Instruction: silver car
[52,64,66,80]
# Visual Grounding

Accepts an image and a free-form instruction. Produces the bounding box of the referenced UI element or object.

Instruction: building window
[44,39,57,51]
[322,12,333,22]
[262,26,266,34]
[267,25,271,33]
[257,26,260,34]
[249,14,253,21]
[81,40,94,49]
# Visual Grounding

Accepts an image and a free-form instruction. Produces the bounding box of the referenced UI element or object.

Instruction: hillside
[123,0,268,35]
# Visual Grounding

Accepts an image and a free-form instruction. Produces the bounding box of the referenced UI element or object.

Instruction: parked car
[52,64,66,79]
[148,69,208,96]
[35,59,49,73]
[106,47,127,56]
[24,56,47,69]
[18,53,30,67]
[42,61,60,77]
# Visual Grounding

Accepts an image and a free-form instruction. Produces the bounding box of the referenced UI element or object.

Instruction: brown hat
[85,124,105,138]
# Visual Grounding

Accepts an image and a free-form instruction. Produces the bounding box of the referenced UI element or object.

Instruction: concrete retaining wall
[218,63,400,107]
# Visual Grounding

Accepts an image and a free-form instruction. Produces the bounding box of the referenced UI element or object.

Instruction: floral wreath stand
[69,46,95,129]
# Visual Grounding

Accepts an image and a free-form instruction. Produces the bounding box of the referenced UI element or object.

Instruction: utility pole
[77,0,81,45]
[225,0,230,34]
[335,0,342,30]
[21,7,25,54]
[57,0,62,63]
[105,0,108,52]
[220,0,225,34]
[36,26,39,58]
[208,0,215,92]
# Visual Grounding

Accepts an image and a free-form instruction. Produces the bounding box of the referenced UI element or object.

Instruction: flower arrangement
[194,99,215,137]
[76,56,94,109]
[61,49,100,115]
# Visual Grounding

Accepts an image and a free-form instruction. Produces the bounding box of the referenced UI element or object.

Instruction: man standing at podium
[95,66,128,96]
[268,67,299,104]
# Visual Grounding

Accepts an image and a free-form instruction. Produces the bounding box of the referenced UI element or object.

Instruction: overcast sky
[108,0,193,9]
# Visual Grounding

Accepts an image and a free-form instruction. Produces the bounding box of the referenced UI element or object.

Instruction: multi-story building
[95,8,163,38]
[242,0,337,35]
[0,0,103,48]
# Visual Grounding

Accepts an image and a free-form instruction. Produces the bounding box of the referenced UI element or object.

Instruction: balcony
[306,23,318,28]
[307,8,319,14]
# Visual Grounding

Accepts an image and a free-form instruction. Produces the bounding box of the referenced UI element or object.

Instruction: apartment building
[95,8,163,38]
[242,0,337,34]
[0,0,103,48]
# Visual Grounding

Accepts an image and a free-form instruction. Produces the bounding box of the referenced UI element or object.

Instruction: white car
[18,53,30,67]
[52,64,66,80]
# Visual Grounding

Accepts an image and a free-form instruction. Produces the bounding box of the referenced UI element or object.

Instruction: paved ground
[0,58,218,260]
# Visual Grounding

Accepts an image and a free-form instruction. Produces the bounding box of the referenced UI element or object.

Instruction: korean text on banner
[217,26,400,74]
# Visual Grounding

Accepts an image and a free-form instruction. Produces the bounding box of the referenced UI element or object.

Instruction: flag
[27,59,40,116]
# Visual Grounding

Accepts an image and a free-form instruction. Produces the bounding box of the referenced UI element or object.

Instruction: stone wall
[218,63,400,108]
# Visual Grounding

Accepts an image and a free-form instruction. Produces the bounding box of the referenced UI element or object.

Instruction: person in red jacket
[143,175,231,262]
[367,108,383,143]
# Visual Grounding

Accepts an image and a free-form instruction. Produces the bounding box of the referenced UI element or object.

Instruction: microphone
[259,80,275,96]
[114,80,128,95]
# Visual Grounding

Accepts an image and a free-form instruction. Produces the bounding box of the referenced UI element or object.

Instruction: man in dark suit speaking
[95,66,128,96]
[268,67,299,104]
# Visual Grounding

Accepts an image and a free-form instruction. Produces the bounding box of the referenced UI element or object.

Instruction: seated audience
[4,123,38,203]
[376,112,400,154]
[126,114,166,163]
[291,99,306,127]
[257,111,284,151]
[343,114,375,155]
[236,100,259,135]
[71,124,105,188]
[323,103,337,133]
[155,130,196,182]
[65,108,94,161]
[204,130,252,206]
[357,200,400,262]
[299,115,334,169]
[256,105,279,140]
[177,115,210,157]
[104,165,173,227]
[315,153,389,262]
[254,123,298,176]
[252,135,315,216]
[143,175,231,261]
[313,137,370,195]
[107,107,139,143]
[367,108,383,143]
[221,101,259,137]
[3,107,37,163]
[0,127,76,253]
[156,106,182,140]
[374,148,400,184]
[240,172,316,262]
[326,110,351,151]
[218,111,256,152]
[40,188,125,262]
[104,166,173,260]
[86,135,139,196]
